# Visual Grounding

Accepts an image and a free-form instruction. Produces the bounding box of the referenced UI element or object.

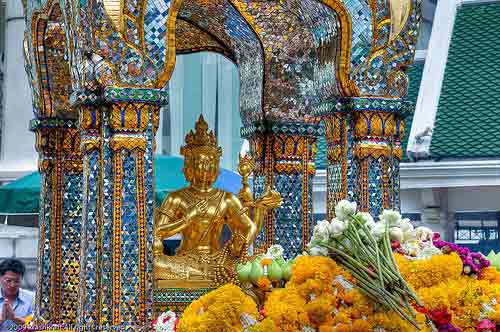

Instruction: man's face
[0,271,22,297]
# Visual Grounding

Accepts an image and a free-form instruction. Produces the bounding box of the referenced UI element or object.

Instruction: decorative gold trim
[157,0,184,87]
[320,0,359,96]
[353,144,392,159]
[109,136,147,152]
[112,152,123,325]
[50,129,63,322]
[360,159,369,212]
[136,152,147,323]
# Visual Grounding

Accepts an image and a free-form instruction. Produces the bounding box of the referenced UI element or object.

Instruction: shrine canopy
[0,156,242,214]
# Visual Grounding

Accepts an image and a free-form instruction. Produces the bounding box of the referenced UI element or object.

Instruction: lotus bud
[236,262,252,282]
[267,260,283,282]
[389,227,404,242]
[249,261,264,283]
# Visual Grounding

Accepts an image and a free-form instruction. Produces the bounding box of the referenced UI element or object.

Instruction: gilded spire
[180,115,222,157]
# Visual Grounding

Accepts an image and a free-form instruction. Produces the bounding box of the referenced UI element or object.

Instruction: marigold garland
[395,252,463,289]
[175,247,500,332]
[177,284,258,332]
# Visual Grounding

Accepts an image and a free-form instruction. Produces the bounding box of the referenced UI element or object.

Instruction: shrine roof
[430,2,500,159]
[314,62,424,169]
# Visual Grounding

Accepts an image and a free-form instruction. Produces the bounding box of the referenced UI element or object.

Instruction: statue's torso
[173,188,228,255]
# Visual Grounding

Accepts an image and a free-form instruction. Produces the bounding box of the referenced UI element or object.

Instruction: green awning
[0,155,242,214]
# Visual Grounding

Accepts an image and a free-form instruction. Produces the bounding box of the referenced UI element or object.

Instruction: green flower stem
[347,267,419,328]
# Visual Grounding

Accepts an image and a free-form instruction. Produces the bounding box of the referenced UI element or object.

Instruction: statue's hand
[255,189,282,210]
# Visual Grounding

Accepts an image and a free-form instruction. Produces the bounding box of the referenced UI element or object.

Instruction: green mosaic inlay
[153,288,214,303]
[104,87,168,104]
[29,118,79,131]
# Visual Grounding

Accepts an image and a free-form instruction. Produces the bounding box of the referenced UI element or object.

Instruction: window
[454,212,499,253]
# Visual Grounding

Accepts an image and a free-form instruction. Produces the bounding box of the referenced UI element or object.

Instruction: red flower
[429,309,452,326]
[414,305,428,315]
[391,240,401,250]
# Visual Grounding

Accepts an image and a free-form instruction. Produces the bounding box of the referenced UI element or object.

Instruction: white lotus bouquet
[308,200,423,328]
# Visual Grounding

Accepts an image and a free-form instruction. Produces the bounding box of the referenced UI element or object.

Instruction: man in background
[0,259,34,332]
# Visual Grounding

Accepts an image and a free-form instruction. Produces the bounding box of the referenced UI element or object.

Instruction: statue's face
[184,153,220,189]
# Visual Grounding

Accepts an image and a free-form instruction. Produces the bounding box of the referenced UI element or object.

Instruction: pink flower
[476,319,496,332]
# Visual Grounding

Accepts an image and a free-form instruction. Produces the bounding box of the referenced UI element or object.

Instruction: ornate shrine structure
[22,0,421,329]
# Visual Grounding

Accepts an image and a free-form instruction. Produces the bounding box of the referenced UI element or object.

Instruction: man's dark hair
[0,258,26,277]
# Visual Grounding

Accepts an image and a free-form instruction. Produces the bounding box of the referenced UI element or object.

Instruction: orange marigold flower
[480,266,500,282]
[256,277,272,290]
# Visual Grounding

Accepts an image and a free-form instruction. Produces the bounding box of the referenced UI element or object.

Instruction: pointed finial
[180,115,222,157]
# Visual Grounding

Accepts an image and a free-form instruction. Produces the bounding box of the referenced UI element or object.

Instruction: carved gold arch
[157,0,185,87]
[320,0,359,97]
[175,18,236,62]
[31,1,73,118]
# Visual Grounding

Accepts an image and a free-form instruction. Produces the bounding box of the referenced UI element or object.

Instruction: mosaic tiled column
[75,88,164,330]
[322,111,350,219]
[31,118,83,323]
[243,122,322,259]
[350,98,410,216]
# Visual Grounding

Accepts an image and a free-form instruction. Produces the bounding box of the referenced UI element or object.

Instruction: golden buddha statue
[153,115,281,288]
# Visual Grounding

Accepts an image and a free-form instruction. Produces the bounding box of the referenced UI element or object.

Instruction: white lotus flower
[266,245,284,259]
[335,200,357,221]
[312,220,330,243]
[379,209,402,227]
[403,229,417,242]
[389,227,404,242]
[400,218,414,233]
[309,245,329,256]
[415,226,434,241]
[371,223,386,241]
[328,218,347,238]
[356,212,376,229]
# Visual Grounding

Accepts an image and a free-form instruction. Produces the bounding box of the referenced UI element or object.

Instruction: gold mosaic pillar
[75,88,164,330]
[349,98,409,215]
[31,118,83,323]
[323,112,349,219]
[243,122,322,258]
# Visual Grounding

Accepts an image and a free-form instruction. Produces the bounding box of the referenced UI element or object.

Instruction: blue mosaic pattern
[299,0,341,105]
[223,2,264,125]
[120,151,139,323]
[327,162,342,217]
[37,173,52,320]
[299,0,342,101]
[144,113,155,320]
[307,173,314,240]
[144,0,171,69]
[345,0,373,72]
[79,150,100,324]
[61,173,83,322]
[274,174,303,259]
[393,159,400,210]
[101,114,114,324]
[368,158,382,217]
[346,122,357,203]
[126,0,140,16]
[252,174,267,249]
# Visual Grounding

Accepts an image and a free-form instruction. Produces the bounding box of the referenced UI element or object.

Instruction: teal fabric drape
[0,155,242,214]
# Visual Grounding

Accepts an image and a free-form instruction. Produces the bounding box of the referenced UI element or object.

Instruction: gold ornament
[153,115,282,289]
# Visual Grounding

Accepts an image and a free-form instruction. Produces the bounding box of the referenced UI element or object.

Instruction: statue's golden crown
[181,115,222,157]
